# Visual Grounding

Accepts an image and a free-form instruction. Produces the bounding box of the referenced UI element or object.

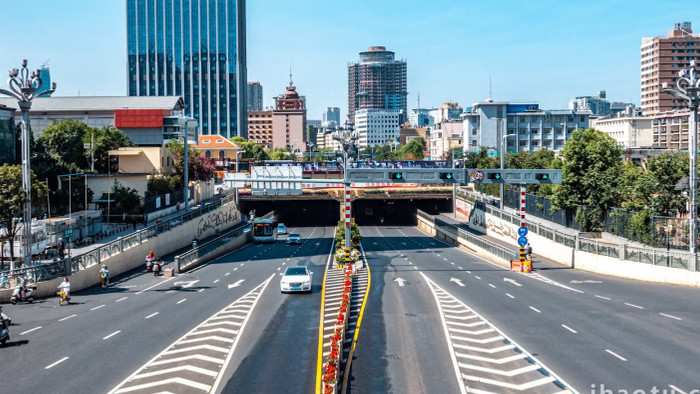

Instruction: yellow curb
[341,263,371,394]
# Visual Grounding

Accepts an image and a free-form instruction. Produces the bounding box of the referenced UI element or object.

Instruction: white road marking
[91,305,106,311]
[135,277,175,294]
[233,267,239,271]
[277,267,281,271]
[595,295,611,300]
[177,298,187,304]
[228,279,245,289]
[605,349,627,361]
[45,357,69,370]
[281,262,286,265]
[475,275,482,280]
[660,313,682,321]
[561,324,578,334]
[488,284,496,289]
[466,271,471,274]
[529,306,542,313]
[198,289,205,293]
[145,312,159,319]
[624,302,644,310]
[503,278,522,287]
[450,278,465,287]
[20,326,42,335]
[241,263,245,266]
[213,279,220,284]
[458,266,463,269]
[115,297,127,302]
[506,293,515,299]
[394,278,406,287]
[59,314,77,322]
[669,385,688,394]
[413,266,418,270]
[443,257,448,261]
[103,330,121,340]
[450,262,455,265]
[225,273,230,276]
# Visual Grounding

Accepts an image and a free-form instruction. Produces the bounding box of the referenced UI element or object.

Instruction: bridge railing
[2,194,238,283]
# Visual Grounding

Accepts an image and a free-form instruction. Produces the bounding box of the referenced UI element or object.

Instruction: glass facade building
[126,0,247,139]
[0,106,16,165]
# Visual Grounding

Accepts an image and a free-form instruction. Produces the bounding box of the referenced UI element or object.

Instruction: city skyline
[2,1,700,130]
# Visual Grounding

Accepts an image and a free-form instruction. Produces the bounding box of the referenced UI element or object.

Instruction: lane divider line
[45,356,69,370]
[659,313,682,321]
[59,314,77,322]
[605,349,628,361]
[145,312,159,319]
[20,326,42,336]
[561,324,578,334]
[103,330,121,340]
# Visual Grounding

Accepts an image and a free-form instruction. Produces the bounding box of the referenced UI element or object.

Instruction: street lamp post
[234,148,246,205]
[500,133,516,210]
[664,60,700,261]
[0,59,56,270]
[333,126,358,268]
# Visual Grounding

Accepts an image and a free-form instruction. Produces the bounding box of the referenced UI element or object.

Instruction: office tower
[247,81,263,111]
[354,109,400,149]
[36,64,52,97]
[641,22,700,116]
[323,107,340,127]
[126,0,247,139]
[348,46,407,123]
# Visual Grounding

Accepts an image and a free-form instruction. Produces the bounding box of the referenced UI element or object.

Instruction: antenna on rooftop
[417,93,421,111]
[489,76,493,100]
[289,66,293,87]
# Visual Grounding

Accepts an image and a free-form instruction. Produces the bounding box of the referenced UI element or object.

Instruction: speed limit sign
[472,170,484,182]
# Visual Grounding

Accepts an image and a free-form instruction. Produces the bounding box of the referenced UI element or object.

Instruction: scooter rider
[145,250,156,271]
[57,277,71,301]
[99,265,110,287]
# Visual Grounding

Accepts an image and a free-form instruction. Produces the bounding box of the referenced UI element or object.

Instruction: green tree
[335,221,361,248]
[110,180,142,216]
[166,139,217,186]
[0,165,48,262]
[647,152,688,217]
[552,128,623,231]
[85,126,133,173]
[147,173,181,195]
[38,119,92,172]
[396,137,426,160]
[239,141,269,161]
[268,149,288,161]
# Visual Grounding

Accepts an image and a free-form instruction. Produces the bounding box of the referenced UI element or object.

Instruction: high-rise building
[247,82,263,111]
[641,22,700,116]
[36,64,52,98]
[323,107,340,127]
[126,0,247,139]
[354,109,400,148]
[348,46,407,123]
[0,105,16,165]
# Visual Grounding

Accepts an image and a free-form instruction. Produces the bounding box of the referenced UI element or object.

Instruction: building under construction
[348,46,407,123]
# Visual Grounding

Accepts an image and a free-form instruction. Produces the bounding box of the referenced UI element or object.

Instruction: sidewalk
[435,212,568,271]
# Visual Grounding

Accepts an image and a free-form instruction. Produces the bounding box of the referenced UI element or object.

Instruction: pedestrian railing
[1,194,238,283]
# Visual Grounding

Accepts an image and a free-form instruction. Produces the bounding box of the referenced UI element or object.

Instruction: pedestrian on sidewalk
[525,243,533,262]
[58,238,66,260]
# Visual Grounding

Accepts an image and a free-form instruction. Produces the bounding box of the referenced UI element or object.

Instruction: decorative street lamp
[333,124,358,267]
[664,60,700,259]
[0,59,56,270]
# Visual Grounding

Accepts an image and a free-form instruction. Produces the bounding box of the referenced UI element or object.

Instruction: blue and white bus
[252,219,279,243]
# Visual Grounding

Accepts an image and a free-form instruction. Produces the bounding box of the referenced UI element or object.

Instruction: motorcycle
[145,257,155,272]
[100,273,109,288]
[0,317,9,345]
[0,274,10,289]
[10,285,35,305]
[1,311,10,326]
[152,259,162,277]
[57,290,70,306]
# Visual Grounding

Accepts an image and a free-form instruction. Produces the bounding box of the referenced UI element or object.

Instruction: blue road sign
[517,236,528,247]
[517,227,528,237]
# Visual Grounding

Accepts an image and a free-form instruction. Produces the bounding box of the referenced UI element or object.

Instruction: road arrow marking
[394,278,406,287]
[228,279,245,289]
[174,280,200,288]
[450,278,465,287]
[503,278,522,287]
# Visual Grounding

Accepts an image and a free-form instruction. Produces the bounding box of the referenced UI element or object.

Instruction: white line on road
[145,312,159,319]
[20,326,42,335]
[59,314,77,322]
[668,385,688,394]
[488,284,496,288]
[45,357,69,370]
[529,306,542,313]
[458,267,462,269]
[450,262,455,265]
[660,313,682,321]
[91,305,106,311]
[177,298,187,304]
[595,295,612,300]
[103,330,121,340]
[561,324,578,334]
[277,267,281,271]
[241,263,245,266]
[624,302,645,309]
[605,349,628,361]
[506,293,514,299]
[115,297,128,302]
[225,273,230,276]
[450,278,465,287]
[135,277,174,295]
[213,279,220,284]
[233,267,239,271]
[475,275,481,280]
[503,278,522,287]
[198,289,205,293]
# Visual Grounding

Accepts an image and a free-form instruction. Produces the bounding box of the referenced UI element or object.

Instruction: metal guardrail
[2,194,238,283]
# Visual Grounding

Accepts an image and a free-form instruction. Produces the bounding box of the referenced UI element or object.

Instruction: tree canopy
[166,139,217,187]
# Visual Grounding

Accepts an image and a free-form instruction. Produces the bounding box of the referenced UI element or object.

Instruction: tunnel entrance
[239,199,340,226]
[352,198,452,226]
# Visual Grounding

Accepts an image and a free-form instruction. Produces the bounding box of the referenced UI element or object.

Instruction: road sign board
[517,227,528,237]
[473,170,484,181]
[64,229,73,237]
[517,236,528,246]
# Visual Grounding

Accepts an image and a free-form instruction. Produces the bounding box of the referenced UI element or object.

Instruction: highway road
[0,226,335,394]
[348,225,700,394]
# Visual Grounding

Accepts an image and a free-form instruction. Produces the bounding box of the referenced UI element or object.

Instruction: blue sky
[2,0,700,124]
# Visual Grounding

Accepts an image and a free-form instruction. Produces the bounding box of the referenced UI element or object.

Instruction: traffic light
[487,172,502,180]
[389,172,403,180]
[439,172,454,180]
[535,173,550,181]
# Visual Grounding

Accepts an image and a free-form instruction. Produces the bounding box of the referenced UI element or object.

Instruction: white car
[278,223,287,234]
[286,233,301,245]
[280,266,313,293]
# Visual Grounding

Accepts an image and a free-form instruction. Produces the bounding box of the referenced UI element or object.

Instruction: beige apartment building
[247,82,307,151]
[247,111,274,148]
[641,22,700,116]
[650,111,700,150]
[590,115,653,148]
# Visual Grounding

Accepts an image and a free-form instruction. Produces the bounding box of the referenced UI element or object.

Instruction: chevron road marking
[421,273,577,394]
[109,275,273,394]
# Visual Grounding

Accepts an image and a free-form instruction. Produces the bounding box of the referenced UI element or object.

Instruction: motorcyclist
[145,250,156,271]
[192,237,198,248]
[99,265,109,287]
[57,277,71,301]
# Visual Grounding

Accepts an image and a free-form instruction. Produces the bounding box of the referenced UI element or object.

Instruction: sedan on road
[280,266,313,293]
[278,223,287,234]
[286,233,301,245]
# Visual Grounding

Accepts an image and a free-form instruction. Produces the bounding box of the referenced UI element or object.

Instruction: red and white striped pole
[344,183,351,267]
[519,184,526,262]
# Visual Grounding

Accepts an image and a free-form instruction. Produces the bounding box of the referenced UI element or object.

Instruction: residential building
[247,82,263,111]
[430,101,463,124]
[354,109,400,148]
[463,101,590,153]
[323,107,340,127]
[399,127,427,146]
[409,108,435,128]
[590,112,653,148]
[0,105,15,165]
[651,111,700,150]
[0,96,197,145]
[316,130,342,152]
[247,82,307,151]
[641,22,700,116]
[247,111,273,147]
[348,46,407,123]
[430,120,463,160]
[193,135,242,176]
[126,0,247,139]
